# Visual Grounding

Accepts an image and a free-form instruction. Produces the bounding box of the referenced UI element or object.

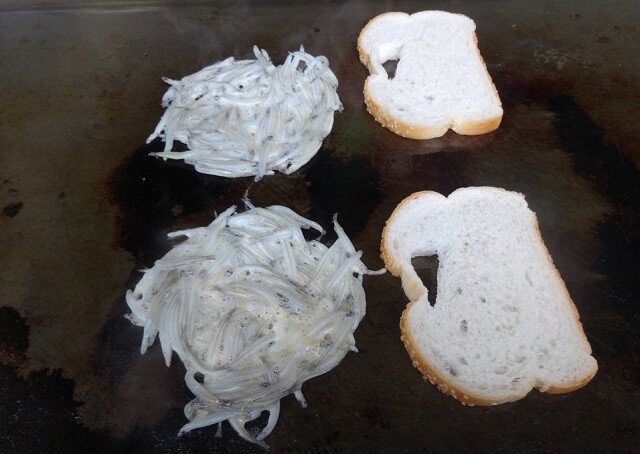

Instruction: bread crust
[381,188,598,405]
[380,190,437,277]
[400,301,522,406]
[363,85,451,140]
[358,12,503,140]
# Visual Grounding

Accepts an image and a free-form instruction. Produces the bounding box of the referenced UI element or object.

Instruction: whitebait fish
[147,46,342,181]
[125,203,384,447]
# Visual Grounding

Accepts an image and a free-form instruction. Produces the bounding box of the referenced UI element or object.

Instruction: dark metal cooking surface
[1,1,639,452]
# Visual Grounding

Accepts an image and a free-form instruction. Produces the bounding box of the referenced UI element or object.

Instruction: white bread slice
[381,188,597,405]
[358,11,503,139]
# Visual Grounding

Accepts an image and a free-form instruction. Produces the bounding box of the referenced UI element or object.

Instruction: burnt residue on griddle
[2,202,23,218]
[597,213,640,348]
[0,308,113,451]
[0,359,255,453]
[549,94,640,211]
[121,405,259,454]
[109,140,238,267]
[491,67,569,109]
[91,293,145,385]
[550,94,640,373]
[375,144,474,198]
[362,404,392,430]
[304,148,381,242]
[0,307,29,355]
[0,307,29,368]
[0,365,114,453]
[109,140,314,268]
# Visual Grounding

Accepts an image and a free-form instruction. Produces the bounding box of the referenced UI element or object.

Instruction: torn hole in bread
[411,254,439,306]
[382,58,399,80]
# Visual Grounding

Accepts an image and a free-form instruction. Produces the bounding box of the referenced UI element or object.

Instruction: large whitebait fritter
[126,202,383,447]
[147,46,342,181]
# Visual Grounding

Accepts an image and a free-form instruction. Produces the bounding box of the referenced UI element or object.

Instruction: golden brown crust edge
[452,114,503,136]
[358,13,503,140]
[400,302,522,406]
[363,85,453,139]
[382,189,598,405]
[400,302,596,405]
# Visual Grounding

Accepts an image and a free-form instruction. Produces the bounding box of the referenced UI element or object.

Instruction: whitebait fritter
[125,202,383,447]
[147,46,342,181]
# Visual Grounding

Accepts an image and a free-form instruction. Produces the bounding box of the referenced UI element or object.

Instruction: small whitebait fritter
[126,203,383,447]
[147,46,342,181]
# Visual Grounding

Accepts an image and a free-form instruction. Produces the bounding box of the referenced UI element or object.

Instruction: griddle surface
[1,1,639,452]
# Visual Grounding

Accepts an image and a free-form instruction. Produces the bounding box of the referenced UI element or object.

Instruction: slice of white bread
[381,188,597,405]
[358,11,503,139]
